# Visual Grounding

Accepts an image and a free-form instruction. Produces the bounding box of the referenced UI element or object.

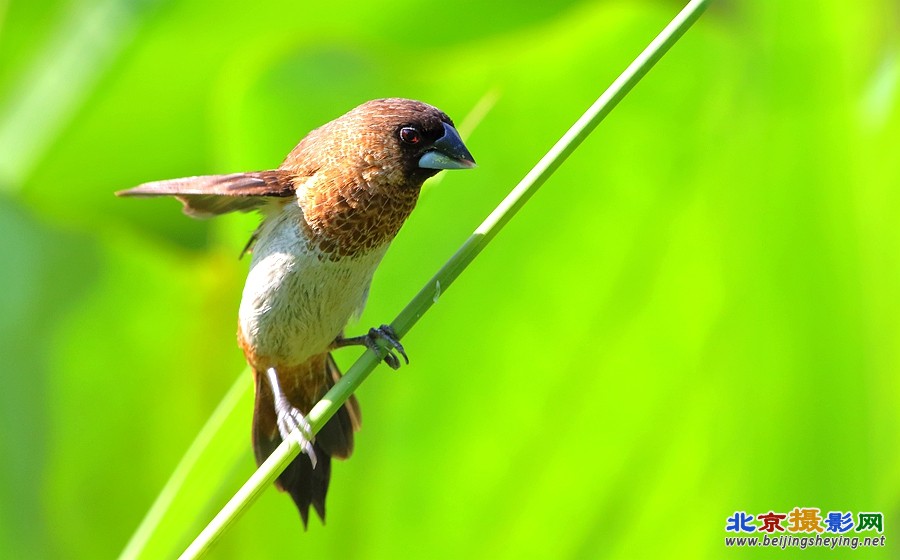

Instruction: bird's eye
[399,126,421,145]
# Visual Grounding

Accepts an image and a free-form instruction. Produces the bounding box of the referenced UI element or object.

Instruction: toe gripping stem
[333,324,409,370]
[265,367,317,468]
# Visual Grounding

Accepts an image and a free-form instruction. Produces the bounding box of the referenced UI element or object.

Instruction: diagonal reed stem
[179,1,710,557]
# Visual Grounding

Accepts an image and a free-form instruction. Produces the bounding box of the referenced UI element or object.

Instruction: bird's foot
[333,324,409,370]
[266,368,317,468]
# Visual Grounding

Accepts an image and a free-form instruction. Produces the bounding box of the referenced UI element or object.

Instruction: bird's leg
[332,324,409,370]
[265,367,317,469]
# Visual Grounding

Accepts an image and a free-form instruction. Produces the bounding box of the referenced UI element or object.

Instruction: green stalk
[118,371,251,560]
[180,0,710,556]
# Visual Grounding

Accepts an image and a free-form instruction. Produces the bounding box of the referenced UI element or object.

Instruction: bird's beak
[418,122,477,170]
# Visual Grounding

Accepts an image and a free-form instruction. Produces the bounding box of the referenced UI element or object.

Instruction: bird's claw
[333,324,409,369]
[366,324,408,370]
[274,397,317,469]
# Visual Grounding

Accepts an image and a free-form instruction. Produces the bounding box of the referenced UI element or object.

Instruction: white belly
[238,205,388,365]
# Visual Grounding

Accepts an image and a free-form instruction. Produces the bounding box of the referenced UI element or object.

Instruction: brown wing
[116,170,295,218]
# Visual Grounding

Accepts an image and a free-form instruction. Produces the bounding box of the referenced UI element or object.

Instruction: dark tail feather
[274,441,331,526]
[251,353,361,527]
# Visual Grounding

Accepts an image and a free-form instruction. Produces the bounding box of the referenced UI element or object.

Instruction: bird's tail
[251,353,361,527]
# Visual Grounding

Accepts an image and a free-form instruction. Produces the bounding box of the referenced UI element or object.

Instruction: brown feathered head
[282,98,475,187]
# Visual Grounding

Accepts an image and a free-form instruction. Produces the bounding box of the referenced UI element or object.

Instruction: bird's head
[286,98,476,188]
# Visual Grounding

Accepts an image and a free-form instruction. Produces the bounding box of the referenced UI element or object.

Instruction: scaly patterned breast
[298,166,420,259]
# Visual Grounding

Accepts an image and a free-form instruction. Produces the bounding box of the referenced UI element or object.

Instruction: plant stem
[118,371,251,560]
[180,1,710,557]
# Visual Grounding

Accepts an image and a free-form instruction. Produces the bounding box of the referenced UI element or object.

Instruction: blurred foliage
[1,0,899,558]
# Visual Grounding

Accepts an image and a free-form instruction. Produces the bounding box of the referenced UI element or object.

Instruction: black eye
[399,126,421,145]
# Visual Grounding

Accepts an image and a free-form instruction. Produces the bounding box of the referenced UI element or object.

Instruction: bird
[117,98,476,526]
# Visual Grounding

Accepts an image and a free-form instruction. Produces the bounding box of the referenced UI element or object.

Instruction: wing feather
[116,170,296,218]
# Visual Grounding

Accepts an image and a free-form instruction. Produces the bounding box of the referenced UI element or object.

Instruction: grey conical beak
[418,122,476,170]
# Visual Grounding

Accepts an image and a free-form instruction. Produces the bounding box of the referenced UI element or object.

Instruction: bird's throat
[299,171,421,260]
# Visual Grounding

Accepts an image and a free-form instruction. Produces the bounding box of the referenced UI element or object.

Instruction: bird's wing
[116,170,296,218]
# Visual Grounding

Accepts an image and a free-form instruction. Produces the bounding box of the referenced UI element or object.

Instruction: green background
[1,0,897,558]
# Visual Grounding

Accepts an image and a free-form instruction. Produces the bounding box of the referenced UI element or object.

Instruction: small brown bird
[117,98,475,526]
